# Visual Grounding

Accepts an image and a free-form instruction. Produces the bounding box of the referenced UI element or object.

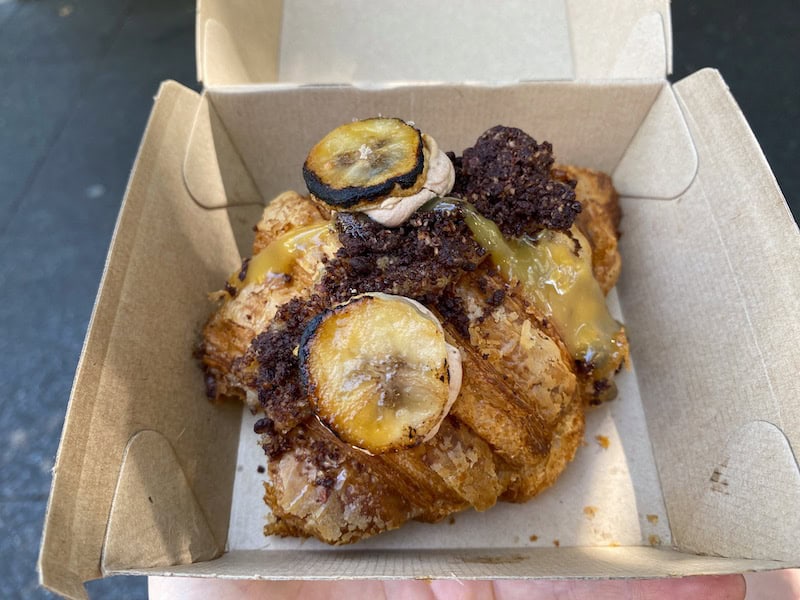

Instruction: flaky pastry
[198,120,629,544]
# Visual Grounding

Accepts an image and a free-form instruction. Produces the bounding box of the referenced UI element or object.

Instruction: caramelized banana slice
[303,118,426,209]
[299,293,462,454]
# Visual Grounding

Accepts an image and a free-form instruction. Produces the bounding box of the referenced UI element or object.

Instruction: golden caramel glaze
[461,204,628,404]
[554,165,622,295]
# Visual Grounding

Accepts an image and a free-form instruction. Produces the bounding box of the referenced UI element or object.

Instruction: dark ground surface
[0,1,796,598]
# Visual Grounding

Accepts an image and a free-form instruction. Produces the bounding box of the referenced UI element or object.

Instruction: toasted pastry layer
[556,165,622,295]
[200,192,339,409]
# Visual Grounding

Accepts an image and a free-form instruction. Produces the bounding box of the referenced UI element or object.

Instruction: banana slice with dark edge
[299,293,462,454]
[303,118,426,209]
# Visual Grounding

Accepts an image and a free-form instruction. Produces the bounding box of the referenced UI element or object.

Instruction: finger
[429,579,495,600]
[628,575,746,600]
[149,575,747,600]
[491,574,746,600]
[148,577,285,599]
[745,569,800,600]
[148,578,449,600]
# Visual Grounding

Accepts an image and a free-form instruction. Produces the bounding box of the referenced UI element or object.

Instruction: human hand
[149,574,745,599]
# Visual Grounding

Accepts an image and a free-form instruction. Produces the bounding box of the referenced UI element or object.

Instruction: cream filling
[360,134,455,227]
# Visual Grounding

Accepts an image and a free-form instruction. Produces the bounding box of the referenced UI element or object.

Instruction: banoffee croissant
[198,119,629,544]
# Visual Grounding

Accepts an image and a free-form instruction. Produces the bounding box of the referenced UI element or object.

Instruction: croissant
[198,122,628,544]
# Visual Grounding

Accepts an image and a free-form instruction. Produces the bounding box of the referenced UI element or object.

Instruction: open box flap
[196,0,282,85]
[101,431,221,573]
[38,81,244,599]
[196,0,671,87]
[618,68,800,562]
[183,93,261,209]
[612,83,698,199]
[183,79,696,211]
[567,0,672,80]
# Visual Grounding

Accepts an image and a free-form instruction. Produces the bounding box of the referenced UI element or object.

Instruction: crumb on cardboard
[646,514,659,525]
[529,534,538,542]
[583,506,598,519]
[553,539,560,547]
[608,541,620,547]
[257,465,266,474]
[448,516,456,525]
[649,534,662,546]
[595,434,610,449]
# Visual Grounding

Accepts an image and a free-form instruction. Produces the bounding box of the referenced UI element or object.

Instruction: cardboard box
[39,1,800,597]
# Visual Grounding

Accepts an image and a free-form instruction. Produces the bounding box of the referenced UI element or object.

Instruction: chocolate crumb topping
[322,209,484,303]
[237,257,251,282]
[255,416,291,458]
[247,295,327,433]
[310,439,343,472]
[433,290,471,339]
[487,288,506,307]
[449,125,581,237]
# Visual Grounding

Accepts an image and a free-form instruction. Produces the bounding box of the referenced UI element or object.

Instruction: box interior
[112,75,799,574]
[196,0,673,86]
[178,75,799,570]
